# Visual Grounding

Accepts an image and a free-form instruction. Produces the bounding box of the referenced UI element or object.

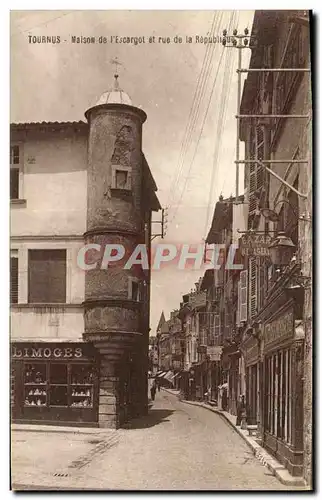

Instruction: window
[265,349,293,444]
[128,277,141,301]
[11,365,16,408]
[111,165,132,190]
[116,170,128,189]
[10,145,20,165]
[274,25,306,117]
[238,270,248,323]
[28,249,66,303]
[285,176,299,245]
[24,363,47,407]
[23,362,94,409]
[10,168,19,200]
[10,145,21,200]
[214,314,220,345]
[248,258,258,319]
[248,125,267,230]
[50,364,68,406]
[10,251,18,304]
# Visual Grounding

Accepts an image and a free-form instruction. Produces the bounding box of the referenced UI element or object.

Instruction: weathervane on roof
[110,57,123,90]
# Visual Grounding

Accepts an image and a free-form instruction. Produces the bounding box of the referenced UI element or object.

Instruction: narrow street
[12,390,295,491]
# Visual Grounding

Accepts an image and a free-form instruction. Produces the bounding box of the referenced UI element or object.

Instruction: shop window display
[24,363,47,407]
[11,365,16,408]
[71,364,94,408]
[23,362,94,408]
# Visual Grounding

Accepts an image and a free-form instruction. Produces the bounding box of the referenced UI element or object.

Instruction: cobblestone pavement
[11,390,301,491]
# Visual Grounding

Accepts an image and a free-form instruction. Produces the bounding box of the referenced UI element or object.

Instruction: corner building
[84,80,157,428]
[10,77,160,429]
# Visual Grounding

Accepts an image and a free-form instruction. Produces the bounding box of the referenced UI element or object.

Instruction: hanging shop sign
[264,309,294,350]
[206,346,222,361]
[243,337,259,366]
[239,233,273,257]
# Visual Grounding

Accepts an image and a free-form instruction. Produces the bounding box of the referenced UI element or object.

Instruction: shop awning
[163,371,175,382]
[172,372,182,379]
[156,371,167,378]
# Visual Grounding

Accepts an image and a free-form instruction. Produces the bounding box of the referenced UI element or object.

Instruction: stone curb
[11,423,116,435]
[163,388,306,488]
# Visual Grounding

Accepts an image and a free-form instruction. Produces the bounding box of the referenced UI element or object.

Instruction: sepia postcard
[10,9,313,491]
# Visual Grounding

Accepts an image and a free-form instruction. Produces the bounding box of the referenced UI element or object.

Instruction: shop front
[206,346,222,403]
[262,304,304,476]
[243,334,260,426]
[11,342,99,426]
[227,352,240,416]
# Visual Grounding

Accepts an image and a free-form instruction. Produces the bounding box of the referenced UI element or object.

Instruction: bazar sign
[240,233,273,257]
[12,346,83,359]
[264,310,294,348]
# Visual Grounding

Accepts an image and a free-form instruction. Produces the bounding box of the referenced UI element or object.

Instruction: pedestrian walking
[150,380,157,401]
[236,395,246,426]
[156,379,161,392]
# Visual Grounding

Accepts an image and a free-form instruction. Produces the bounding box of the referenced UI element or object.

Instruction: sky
[10,10,253,334]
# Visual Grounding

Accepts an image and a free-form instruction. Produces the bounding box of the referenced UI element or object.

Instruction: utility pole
[151,207,168,241]
[222,27,253,202]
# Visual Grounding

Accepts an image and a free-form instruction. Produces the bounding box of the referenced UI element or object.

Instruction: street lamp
[268,232,296,266]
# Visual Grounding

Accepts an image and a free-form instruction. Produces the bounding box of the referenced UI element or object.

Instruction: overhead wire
[11,12,74,37]
[203,11,239,236]
[167,13,217,206]
[170,11,235,225]
[166,12,220,210]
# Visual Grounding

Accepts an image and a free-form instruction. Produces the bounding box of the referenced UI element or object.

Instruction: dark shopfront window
[265,349,292,444]
[23,361,95,409]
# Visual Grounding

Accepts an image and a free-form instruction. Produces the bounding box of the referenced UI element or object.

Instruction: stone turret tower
[83,72,159,428]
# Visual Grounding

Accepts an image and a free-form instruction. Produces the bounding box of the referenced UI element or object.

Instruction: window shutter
[236,281,240,326]
[249,258,258,319]
[258,257,267,309]
[28,250,66,303]
[256,125,265,191]
[224,308,230,338]
[214,314,220,341]
[10,257,18,304]
[248,134,257,230]
[10,168,19,200]
[10,145,20,165]
[239,270,248,323]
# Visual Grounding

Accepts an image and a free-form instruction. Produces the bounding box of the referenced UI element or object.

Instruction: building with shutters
[10,75,161,428]
[156,312,170,371]
[148,336,158,375]
[204,195,246,412]
[156,311,184,387]
[237,11,312,481]
[177,282,207,401]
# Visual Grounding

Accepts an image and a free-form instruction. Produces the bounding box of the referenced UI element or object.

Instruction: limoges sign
[12,345,83,359]
[240,233,273,257]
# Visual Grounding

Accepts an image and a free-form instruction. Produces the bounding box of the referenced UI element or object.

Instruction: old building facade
[159,10,312,485]
[10,76,160,429]
[155,310,184,388]
[237,10,312,481]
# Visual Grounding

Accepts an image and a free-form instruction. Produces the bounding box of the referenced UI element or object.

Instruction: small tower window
[128,277,142,301]
[111,165,132,191]
[116,170,128,189]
